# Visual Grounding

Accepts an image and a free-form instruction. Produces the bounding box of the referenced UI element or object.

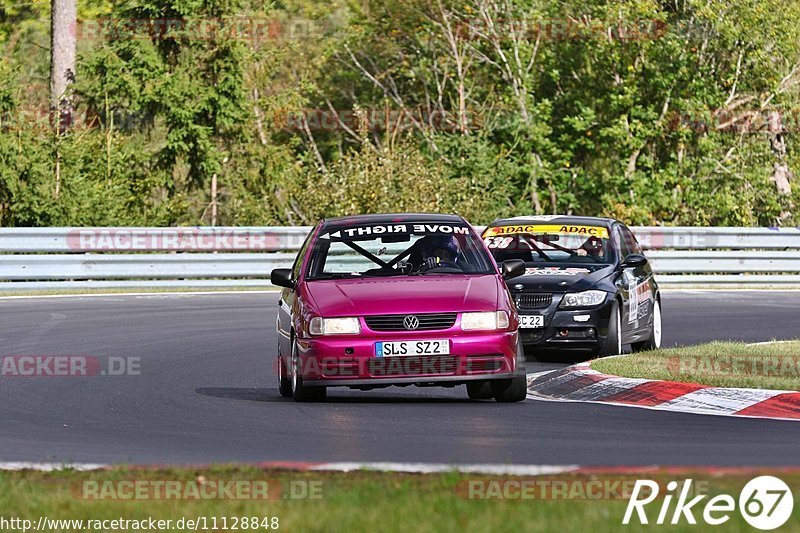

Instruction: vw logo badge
[403,315,420,330]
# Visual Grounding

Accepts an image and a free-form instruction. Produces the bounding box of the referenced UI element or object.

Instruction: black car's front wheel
[290,341,327,402]
[595,300,622,357]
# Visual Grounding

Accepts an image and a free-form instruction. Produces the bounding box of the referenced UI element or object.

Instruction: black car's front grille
[516,293,553,309]
[364,313,457,331]
[367,355,458,376]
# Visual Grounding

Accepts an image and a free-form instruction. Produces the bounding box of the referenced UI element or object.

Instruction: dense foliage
[1,0,799,226]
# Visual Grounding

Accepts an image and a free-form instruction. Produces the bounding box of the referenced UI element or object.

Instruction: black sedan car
[481,216,661,358]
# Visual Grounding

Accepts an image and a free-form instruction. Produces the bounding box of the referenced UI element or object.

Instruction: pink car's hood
[304,275,500,317]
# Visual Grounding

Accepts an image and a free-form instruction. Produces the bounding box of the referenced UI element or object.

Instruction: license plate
[375,340,449,357]
[519,315,544,329]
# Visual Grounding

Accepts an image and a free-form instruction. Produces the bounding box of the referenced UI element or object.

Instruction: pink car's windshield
[306,223,495,280]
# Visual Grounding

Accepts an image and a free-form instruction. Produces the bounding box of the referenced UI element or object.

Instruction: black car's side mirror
[271,268,295,289]
[621,254,648,269]
[501,259,526,279]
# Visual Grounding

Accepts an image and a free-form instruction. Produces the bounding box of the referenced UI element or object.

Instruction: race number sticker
[484,236,514,249]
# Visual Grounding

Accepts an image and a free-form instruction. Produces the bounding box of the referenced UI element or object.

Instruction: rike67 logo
[623,476,794,530]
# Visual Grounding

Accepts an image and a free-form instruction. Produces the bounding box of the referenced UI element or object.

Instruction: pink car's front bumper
[296,328,524,388]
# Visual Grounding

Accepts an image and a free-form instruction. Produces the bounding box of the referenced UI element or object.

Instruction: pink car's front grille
[366,356,458,376]
[364,313,457,331]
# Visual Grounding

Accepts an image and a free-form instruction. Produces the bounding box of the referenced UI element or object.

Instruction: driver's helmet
[422,235,460,263]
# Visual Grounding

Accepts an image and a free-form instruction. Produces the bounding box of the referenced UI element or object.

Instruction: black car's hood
[507,264,617,293]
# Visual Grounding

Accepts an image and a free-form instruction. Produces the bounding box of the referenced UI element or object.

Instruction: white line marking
[0,290,279,301]
[0,462,107,471]
[662,289,800,293]
[309,462,579,476]
[0,461,577,476]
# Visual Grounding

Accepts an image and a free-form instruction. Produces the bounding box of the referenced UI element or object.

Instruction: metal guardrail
[0,226,799,290]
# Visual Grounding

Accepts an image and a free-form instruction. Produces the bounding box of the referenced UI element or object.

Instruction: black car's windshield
[306,222,495,279]
[483,223,614,266]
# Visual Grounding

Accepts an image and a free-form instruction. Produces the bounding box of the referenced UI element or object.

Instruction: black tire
[466,381,493,400]
[491,376,528,402]
[596,300,622,357]
[290,341,327,402]
[631,299,662,353]
[277,354,292,397]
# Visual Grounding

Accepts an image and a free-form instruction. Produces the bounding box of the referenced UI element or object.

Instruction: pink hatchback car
[271,213,528,402]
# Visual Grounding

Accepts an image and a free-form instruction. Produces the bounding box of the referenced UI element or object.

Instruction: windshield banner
[319,224,471,240]
[484,224,609,239]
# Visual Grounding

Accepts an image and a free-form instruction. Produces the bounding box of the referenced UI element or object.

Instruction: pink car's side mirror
[271,268,295,290]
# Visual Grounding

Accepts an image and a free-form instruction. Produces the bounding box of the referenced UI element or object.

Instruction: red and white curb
[526,363,800,421]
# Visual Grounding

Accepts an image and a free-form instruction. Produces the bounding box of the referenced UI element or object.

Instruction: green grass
[1,467,799,532]
[592,341,800,390]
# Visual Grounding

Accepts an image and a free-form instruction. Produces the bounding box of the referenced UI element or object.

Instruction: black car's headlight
[558,290,608,309]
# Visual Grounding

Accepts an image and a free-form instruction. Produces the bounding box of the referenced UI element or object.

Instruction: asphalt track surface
[0,290,799,467]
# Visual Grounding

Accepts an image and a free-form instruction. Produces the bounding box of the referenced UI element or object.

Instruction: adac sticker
[525,267,591,276]
[484,224,609,239]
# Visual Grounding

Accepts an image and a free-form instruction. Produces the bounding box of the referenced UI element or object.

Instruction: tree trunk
[50,0,77,197]
[210,173,218,226]
[50,0,77,117]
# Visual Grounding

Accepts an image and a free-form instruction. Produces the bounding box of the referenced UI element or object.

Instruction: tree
[49,0,77,196]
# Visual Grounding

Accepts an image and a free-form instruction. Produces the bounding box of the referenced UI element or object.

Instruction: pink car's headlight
[309,317,361,336]
[461,311,509,331]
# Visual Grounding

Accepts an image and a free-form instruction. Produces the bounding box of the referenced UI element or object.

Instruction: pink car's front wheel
[290,340,327,402]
